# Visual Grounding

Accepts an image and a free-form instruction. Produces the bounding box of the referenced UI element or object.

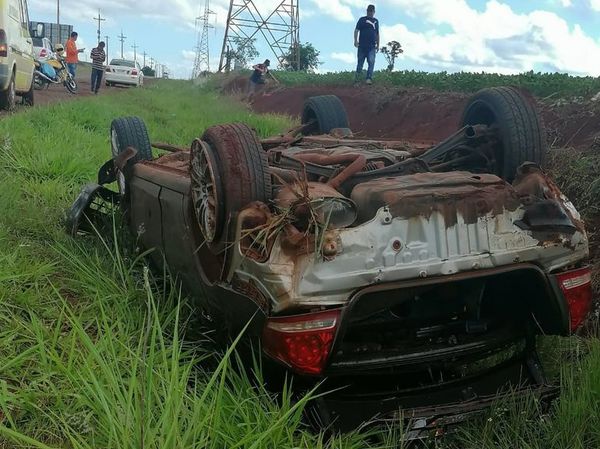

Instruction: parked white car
[32,36,53,61]
[0,0,38,109]
[105,59,143,87]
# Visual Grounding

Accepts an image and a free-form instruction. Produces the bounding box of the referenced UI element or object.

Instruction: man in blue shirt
[354,4,379,85]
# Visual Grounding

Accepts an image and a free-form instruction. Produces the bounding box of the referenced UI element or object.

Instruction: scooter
[33,44,78,94]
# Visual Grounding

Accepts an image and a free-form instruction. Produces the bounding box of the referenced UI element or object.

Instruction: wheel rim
[190,139,221,244]
[110,128,127,195]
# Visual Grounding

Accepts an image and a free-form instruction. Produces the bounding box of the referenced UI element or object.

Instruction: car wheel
[110,117,153,207]
[0,74,17,111]
[460,87,546,182]
[191,123,271,253]
[22,79,34,106]
[301,95,350,135]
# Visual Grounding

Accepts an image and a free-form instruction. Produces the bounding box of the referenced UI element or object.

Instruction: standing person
[90,42,106,94]
[65,32,85,79]
[248,59,270,97]
[354,4,379,85]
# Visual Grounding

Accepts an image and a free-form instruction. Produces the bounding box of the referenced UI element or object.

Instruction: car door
[10,0,33,91]
[18,0,33,90]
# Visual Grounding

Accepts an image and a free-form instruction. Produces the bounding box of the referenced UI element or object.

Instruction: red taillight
[131,70,138,75]
[39,48,47,58]
[262,309,341,375]
[557,267,592,331]
[0,29,7,57]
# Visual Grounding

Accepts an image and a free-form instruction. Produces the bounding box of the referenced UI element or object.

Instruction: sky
[26,0,600,79]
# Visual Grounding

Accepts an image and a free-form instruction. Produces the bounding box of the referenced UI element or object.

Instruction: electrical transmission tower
[218,0,300,72]
[192,0,215,78]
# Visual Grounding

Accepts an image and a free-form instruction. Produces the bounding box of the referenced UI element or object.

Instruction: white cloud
[308,0,354,21]
[561,0,572,6]
[331,51,356,64]
[378,0,600,75]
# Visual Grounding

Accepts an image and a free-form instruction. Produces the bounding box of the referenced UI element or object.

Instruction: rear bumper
[105,73,140,85]
[310,353,558,437]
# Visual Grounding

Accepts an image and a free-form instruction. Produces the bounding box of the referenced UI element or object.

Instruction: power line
[218,0,300,72]
[192,0,215,78]
[117,30,127,58]
[93,10,106,44]
[142,51,148,67]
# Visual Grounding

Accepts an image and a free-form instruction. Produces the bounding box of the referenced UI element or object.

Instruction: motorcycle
[33,44,77,94]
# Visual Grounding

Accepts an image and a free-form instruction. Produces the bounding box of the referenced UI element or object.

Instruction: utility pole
[218,0,300,72]
[104,35,110,62]
[142,51,147,67]
[192,0,215,78]
[131,41,139,63]
[117,30,127,58]
[93,10,106,44]
[56,0,60,43]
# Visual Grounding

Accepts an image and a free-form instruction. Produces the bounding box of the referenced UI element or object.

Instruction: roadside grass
[0,79,600,448]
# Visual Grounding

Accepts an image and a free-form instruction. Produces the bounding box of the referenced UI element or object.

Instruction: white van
[0,0,38,110]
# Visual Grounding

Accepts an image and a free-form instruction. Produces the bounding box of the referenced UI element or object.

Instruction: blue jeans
[67,63,77,79]
[356,47,376,81]
[91,68,103,92]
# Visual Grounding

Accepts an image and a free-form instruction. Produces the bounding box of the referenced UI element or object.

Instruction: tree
[142,66,155,77]
[282,42,321,72]
[225,37,259,71]
[380,41,403,72]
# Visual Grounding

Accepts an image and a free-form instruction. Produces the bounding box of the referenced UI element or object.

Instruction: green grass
[1,79,600,448]
[265,69,600,98]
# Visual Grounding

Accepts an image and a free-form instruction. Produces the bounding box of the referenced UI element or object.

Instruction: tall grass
[266,69,600,98]
[0,81,397,448]
[0,79,599,448]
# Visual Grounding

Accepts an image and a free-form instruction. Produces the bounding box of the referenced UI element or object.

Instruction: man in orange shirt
[65,32,84,79]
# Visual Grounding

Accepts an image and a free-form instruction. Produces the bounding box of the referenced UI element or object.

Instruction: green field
[266,69,600,98]
[1,80,600,448]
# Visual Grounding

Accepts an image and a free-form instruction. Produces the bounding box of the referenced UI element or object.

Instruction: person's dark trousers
[91,68,103,93]
[355,47,376,82]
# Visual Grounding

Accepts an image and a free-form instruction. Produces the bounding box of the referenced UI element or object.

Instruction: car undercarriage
[67,87,591,437]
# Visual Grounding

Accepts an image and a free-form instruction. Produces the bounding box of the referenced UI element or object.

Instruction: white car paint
[32,36,52,61]
[105,58,144,87]
[0,0,35,97]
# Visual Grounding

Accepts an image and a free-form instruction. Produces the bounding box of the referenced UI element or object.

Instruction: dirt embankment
[226,77,600,150]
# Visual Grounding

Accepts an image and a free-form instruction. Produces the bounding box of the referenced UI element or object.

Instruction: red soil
[227,77,600,150]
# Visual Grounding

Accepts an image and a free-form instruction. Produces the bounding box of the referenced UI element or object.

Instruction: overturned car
[68,87,591,434]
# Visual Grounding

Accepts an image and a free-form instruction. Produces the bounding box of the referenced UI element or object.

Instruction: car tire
[0,74,16,111]
[191,123,271,252]
[301,95,350,135]
[110,117,153,206]
[22,79,34,106]
[460,87,546,182]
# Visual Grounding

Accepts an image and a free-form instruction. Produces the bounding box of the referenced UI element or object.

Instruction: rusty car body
[68,88,591,435]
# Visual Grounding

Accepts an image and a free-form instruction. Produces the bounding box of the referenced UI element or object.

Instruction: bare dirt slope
[239,80,600,150]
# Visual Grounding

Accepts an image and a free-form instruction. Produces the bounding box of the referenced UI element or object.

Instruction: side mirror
[30,22,45,38]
